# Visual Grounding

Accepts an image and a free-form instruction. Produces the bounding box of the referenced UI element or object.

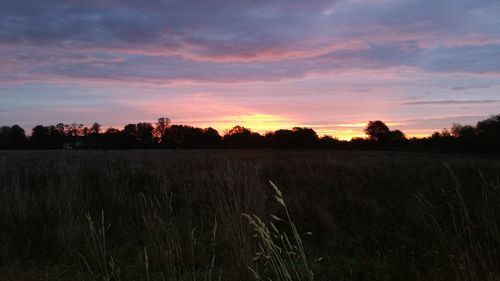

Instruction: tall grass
[414,168,500,281]
[1,150,500,280]
[244,181,314,281]
[80,211,121,281]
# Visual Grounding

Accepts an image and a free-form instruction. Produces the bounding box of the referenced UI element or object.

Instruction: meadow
[1,150,500,281]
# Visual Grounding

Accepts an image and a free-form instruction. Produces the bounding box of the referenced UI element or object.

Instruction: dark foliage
[266,127,319,148]
[223,126,265,148]
[1,114,500,151]
[160,125,222,148]
[0,125,27,149]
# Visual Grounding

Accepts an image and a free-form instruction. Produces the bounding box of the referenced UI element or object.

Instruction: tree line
[0,115,499,151]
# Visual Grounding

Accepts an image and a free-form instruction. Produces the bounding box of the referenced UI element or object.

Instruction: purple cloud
[1,0,500,138]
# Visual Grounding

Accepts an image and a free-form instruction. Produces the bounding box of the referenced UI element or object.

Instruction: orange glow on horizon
[189,113,296,135]
[101,114,437,141]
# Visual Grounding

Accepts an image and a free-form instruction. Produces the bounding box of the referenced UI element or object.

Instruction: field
[1,150,500,281]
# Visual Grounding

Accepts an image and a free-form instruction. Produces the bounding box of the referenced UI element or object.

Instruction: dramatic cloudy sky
[1,0,499,139]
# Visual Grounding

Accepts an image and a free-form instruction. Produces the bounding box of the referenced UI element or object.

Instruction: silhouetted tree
[0,126,11,148]
[90,122,101,135]
[364,120,391,142]
[451,123,475,138]
[389,129,406,142]
[30,125,51,149]
[292,127,319,147]
[66,123,84,137]
[161,125,222,148]
[123,124,137,135]
[116,123,155,148]
[136,122,155,148]
[10,125,27,149]
[154,117,171,141]
[0,125,27,149]
[449,123,476,149]
[349,137,370,149]
[201,127,222,148]
[3,114,500,151]
[86,122,101,148]
[223,126,264,148]
[476,115,500,149]
[267,127,319,148]
[162,125,194,148]
[319,135,342,148]
[269,129,294,148]
[121,124,141,148]
[56,123,65,134]
[364,121,407,148]
[101,128,125,149]
[58,123,84,148]
[30,125,47,148]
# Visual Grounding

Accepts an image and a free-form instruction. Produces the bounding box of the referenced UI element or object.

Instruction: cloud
[415,44,500,73]
[404,99,499,105]
[450,84,495,91]
[396,115,492,132]
[1,0,499,76]
[2,0,500,138]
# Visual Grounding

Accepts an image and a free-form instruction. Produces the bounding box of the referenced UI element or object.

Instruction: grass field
[1,150,500,281]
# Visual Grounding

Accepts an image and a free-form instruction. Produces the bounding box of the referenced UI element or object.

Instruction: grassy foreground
[1,150,500,281]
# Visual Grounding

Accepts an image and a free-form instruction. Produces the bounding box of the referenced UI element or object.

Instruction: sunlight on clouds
[2,0,500,137]
[318,129,365,140]
[335,122,403,128]
[333,122,369,128]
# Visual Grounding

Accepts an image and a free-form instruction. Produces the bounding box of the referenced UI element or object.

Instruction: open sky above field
[1,0,500,139]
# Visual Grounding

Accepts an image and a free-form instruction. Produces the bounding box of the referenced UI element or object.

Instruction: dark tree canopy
[2,114,500,151]
[136,122,155,147]
[155,117,171,140]
[363,121,407,145]
[0,125,27,149]
[90,122,101,135]
[389,130,406,142]
[451,123,476,138]
[364,120,391,141]
[223,126,264,148]
[476,114,500,148]
[266,127,319,148]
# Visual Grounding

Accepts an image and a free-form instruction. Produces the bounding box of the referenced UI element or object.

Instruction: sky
[1,0,499,139]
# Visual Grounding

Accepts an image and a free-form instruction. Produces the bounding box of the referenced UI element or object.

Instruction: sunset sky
[1,0,499,139]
